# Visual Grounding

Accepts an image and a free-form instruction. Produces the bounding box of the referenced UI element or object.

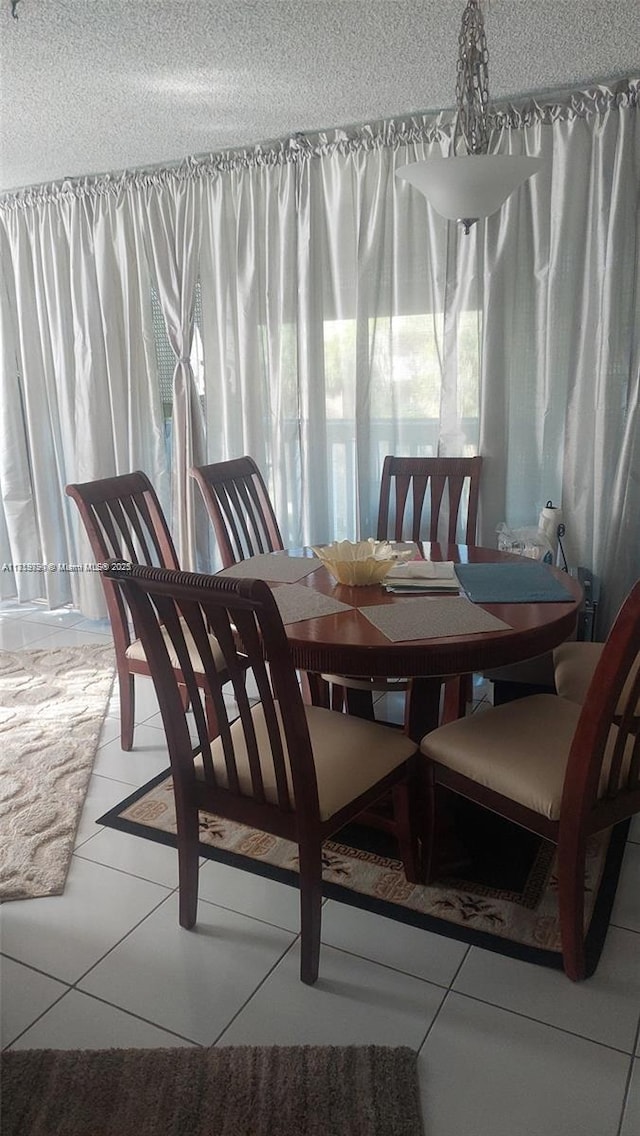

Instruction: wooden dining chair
[553,640,640,728]
[66,472,223,750]
[420,578,640,981]
[104,561,423,985]
[191,455,341,711]
[326,455,483,723]
[190,456,284,566]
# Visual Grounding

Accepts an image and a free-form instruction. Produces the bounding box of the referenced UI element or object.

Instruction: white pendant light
[396,154,543,232]
[396,1,543,233]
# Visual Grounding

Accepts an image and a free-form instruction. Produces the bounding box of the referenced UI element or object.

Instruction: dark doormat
[1,1044,423,1136]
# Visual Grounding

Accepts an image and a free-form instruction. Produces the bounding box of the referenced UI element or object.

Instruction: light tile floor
[1,599,639,1136]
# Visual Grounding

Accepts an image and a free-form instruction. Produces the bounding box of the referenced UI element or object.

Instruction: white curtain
[478,84,640,628]
[197,82,639,629]
[134,177,206,569]
[0,79,637,632]
[0,185,168,616]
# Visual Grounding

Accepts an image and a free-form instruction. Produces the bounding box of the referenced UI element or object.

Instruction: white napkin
[386,560,456,580]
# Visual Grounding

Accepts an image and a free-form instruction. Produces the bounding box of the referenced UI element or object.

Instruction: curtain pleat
[134,178,206,570]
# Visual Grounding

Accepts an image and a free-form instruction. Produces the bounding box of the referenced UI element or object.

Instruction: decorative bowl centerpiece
[311,539,413,586]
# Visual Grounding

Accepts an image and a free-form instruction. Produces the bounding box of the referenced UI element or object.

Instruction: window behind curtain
[258,309,480,542]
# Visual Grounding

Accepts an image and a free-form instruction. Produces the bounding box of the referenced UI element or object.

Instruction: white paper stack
[383,561,459,593]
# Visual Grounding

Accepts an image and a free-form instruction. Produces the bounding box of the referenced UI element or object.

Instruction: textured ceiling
[0,1,638,193]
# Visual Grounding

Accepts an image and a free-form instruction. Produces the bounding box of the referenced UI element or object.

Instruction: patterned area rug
[99,769,628,973]
[2,1044,423,1136]
[1,644,115,901]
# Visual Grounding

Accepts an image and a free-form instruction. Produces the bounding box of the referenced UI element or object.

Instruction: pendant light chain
[455,0,490,155]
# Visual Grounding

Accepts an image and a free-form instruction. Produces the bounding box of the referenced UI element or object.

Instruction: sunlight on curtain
[198,136,481,558]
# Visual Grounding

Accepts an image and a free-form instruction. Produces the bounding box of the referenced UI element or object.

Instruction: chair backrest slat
[426,476,446,542]
[614,665,640,795]
[629,736,640,792]
[121,495,162,564]
[122,581,197,769]
[191,457,284,567]
[605,725,633,800]
[227,479,269,554]
[92,501,129,560]
[190,603,242,790]
[109,498,154,563]
[217,482,257,559]
[227,606,270,802]
[231,605,293,807]
[377,456,483,546]
[105,563,315,822]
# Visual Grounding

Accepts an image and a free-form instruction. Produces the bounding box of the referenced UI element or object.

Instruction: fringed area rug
[100,770,628,974]
[1,1045,423,1136]
[0,644,115,901]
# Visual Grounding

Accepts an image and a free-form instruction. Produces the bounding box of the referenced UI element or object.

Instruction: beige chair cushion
[554,641,640,717]
[196,703,417,822]
[420,693,636,822]
[126,618,226,672]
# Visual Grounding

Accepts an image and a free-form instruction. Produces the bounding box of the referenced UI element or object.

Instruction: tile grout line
[57,887,180,992]
[614,1051,638,1136]
[447,986,640,1057]
[210,936,302,1047]
[415,946,472,1052]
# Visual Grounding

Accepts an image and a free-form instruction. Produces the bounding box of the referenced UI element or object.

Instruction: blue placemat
[455,561,575,603]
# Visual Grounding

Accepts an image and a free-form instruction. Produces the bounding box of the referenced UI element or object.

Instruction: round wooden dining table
[279,544,583,742]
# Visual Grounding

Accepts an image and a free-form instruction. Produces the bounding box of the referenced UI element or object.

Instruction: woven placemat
[360,595,511,642]
[218,552,320,583]
[272,582,353,624]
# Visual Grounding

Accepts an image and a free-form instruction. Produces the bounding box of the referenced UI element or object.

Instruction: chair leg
[345,686,376,720]
[118,667,135,751]
[556,832,587,981]
[304,672,331,709]
[177,805,200,930]
[204,694,219,741]
[298,839,323,985]
[423,763,438,883]
[440,676,469,725]
[391,772,424,884]
[330,683,346,712]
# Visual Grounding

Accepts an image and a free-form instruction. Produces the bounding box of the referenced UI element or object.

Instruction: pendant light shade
[397,1,543,232]
[396,154,543,231]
